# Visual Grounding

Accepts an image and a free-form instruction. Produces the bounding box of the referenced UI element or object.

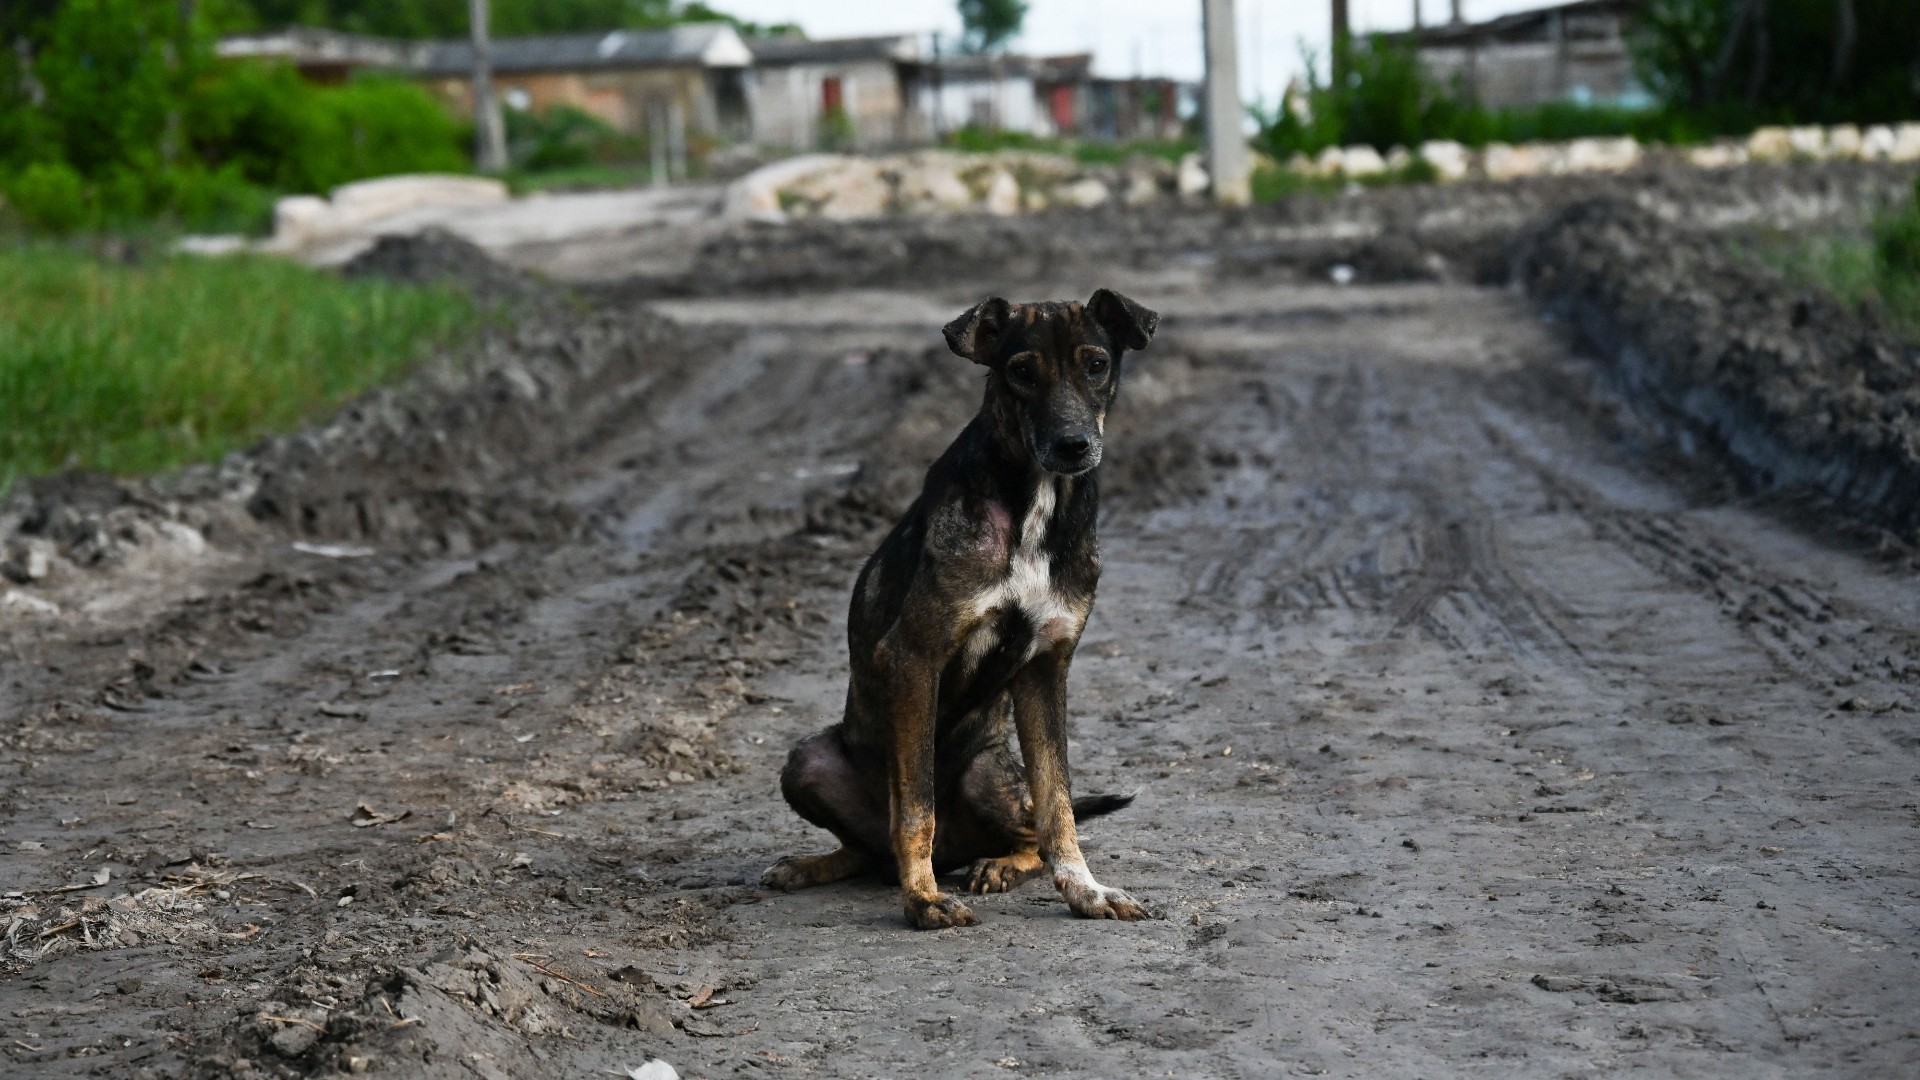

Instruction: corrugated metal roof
[413,23,749,76]
[748,34,921,66]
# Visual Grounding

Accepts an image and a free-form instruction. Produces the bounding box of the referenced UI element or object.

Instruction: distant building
[412,26,754,142]
[1391,0,1647,110]
[746,34,924,150]
[215,25,1194,152]
[216,28,412,85]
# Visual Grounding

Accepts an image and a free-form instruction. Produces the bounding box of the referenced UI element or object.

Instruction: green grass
[504,162,660,195]
[942,125,1198,166]
[1760,194,1920,343]
[0,243,484,487]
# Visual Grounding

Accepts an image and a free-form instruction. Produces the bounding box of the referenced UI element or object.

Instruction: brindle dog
[763,289,1160,929]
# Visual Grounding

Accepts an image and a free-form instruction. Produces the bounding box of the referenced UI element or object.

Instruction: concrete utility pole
[1201,0,1250,205]
[469,0,508,172]
[1450,0,1464,24]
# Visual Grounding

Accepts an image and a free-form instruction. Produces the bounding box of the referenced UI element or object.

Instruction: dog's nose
[1054,433,1093,463]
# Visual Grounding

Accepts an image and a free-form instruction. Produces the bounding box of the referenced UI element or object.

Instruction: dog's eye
[1007,359,1036,384]
[1086,353,1109,376]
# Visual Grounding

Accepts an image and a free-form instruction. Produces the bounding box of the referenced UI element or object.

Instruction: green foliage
[0,244,483,481]
[1632,0,1920,123]
[506,104,645,172]
[4,162,89,233]
[958,0,1028,54]
[1765,185,1920,343]
[943,125,1196,166]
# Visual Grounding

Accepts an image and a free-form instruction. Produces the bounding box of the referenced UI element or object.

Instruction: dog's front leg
[1012,647,1152,921]
[881,643,978,930]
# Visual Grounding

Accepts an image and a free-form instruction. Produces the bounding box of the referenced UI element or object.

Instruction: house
[1392,0,1647,110]
[412,25,755,142]
[746,34,923,150]
[215,27,414,85]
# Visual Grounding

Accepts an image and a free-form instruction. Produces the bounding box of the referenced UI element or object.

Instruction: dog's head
[943,289,1158,475]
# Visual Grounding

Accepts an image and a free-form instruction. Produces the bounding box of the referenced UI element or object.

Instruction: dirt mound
[662,161,1918,296]
[342,229,544,309]
[1517,197,1920,537]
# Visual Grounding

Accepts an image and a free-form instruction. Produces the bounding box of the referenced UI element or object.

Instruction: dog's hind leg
[762,727,886,892]
[952,740,1047,895]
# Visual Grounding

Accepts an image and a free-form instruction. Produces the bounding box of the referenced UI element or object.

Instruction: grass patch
[504,163,659,195]
[1249,156,1440,204]
[943,126,1197,166]
[0,243,484,487]
[1759,185,1920,343]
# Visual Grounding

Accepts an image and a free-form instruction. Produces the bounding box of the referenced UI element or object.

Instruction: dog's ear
[1087,289,1158,352]
[943,296,1014,366]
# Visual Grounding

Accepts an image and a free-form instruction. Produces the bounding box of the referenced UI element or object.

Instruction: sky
[715,0,1563,106]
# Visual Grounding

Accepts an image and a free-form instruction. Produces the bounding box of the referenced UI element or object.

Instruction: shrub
[506,104,645,171]
[5,162,90,233]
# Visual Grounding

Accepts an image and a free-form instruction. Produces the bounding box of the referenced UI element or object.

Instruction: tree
[958,0,1026,54]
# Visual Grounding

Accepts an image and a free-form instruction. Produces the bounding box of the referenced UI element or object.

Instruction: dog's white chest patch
[968,482,1082,653]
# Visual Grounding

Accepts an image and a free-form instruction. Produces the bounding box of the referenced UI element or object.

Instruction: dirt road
[3,249,1918,1077]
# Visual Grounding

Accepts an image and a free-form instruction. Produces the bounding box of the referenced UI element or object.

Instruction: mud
[4,170,1920,1078]
[1519,198,1920,538]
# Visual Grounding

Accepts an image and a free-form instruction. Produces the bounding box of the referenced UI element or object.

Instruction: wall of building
[425,67,727,136]
[749,60,907,150]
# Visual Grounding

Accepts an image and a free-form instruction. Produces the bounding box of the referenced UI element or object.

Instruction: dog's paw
[1060,879,1159,921]
[760,856,817,892]
[905,893,980,929]
[966,854,1043,894]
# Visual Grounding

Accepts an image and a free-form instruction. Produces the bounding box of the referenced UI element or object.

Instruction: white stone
[722,153,849,223]
[1824,124,1863,160]
[272,195,331,246]
[982,169,1021,215]
[1482,143,1541,181]
[1561,136,1640,173]
[1339,145,1387,177]
[1685,142,1748,169]
[1747,126,1793,161]
[891,155,974,214]
[327,174,507,229]
[1176,153,1209,198]
[1861,125,1898,161]
[1418,140,1471,181]
[1889,123,1920,162]
[1313,146,1346,176]
[1385,146,1412,171]
[1785,125,1826,158]
[1055,177,1110,209]
[1122,171,1160,207]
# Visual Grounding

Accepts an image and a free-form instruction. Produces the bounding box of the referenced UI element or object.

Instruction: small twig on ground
[511,953,605,997]
[258,1014,326,1032]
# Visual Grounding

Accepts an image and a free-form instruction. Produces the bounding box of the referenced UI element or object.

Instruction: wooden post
[1201,0,1250,205]
[469,0,507,172]
[1331,0,1350,91]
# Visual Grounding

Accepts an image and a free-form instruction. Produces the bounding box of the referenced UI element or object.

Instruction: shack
[1393,0,1646,109]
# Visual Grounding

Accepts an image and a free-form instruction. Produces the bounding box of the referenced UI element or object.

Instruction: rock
[1122,170,1160,207]
[1055,177,1110,209]
[891,155,974,214]
[1176,153,1209,198]
[1482,143,1540,181]
[1338,145,1387,177]
[982,169,1020,215]
[1384,146,1412,172]
[1824,124,1863,160]
[1686,142,1748,168]
[1313,146,1346,177]
[775,158,889,220]
[1,538,54,583]
[1890,123,1920,162]
[721,153,849,223]
[1561,136,1640,173]
[272,195,330,246]
[1418,140,1471,181]
[1785,125,1826,158]
[626,1062,679,1080]
[1747,125,1793,161]
[1860,125,1898,161]
[327,175,507,229]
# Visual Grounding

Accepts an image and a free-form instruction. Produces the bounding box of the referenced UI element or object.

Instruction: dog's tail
[1071,792,1137,821]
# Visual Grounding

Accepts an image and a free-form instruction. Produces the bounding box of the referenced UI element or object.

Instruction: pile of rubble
[724,150,1206,223]
[1292,122,1920,182]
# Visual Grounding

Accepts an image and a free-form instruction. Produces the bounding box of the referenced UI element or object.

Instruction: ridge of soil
[1518,197,1920,539]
